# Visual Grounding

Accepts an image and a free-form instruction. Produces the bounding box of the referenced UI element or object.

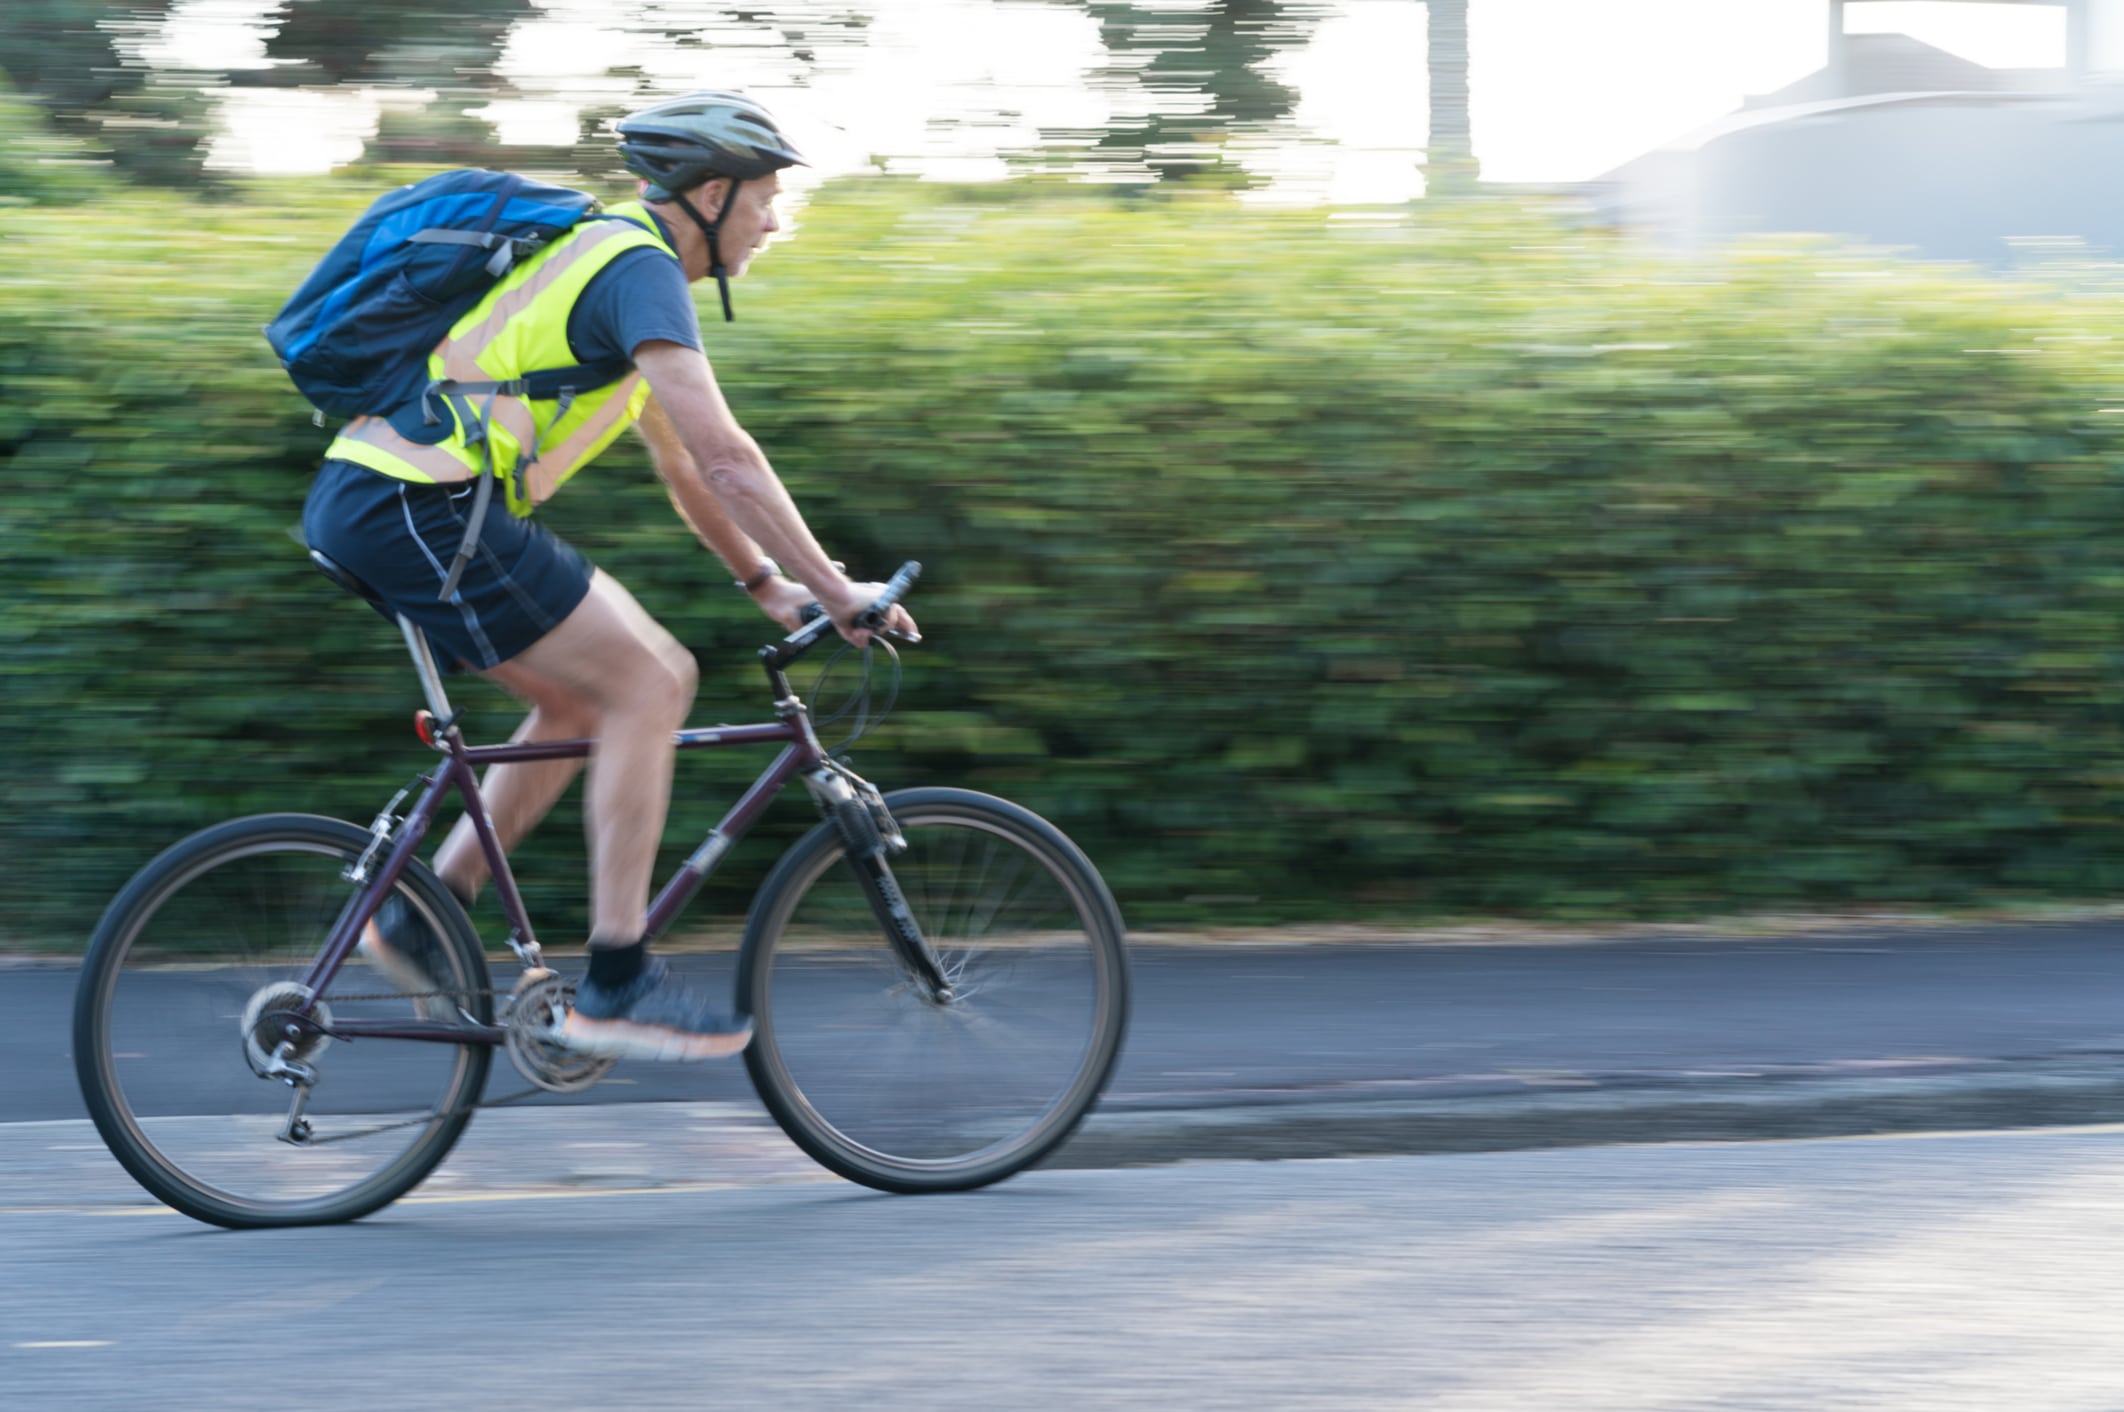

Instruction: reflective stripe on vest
[324,203,676,513]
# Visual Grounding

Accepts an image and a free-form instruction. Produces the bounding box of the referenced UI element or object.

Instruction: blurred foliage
[242,0,531,88]
[0,0,531,185]
[0,1,219,188]
[257,0,534,168]
[1076,0,1324,185]
[0,75,106,205]
[523,0,1333,186]
[0,0,1355,196]
[12,177,2124,950]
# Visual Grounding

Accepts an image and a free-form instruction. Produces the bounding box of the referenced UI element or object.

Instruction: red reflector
[415,710,436,747]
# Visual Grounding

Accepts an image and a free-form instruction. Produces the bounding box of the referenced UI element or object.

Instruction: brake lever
[796,603,921,644]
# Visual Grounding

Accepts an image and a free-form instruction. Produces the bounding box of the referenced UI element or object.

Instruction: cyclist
[301,91,917,1061]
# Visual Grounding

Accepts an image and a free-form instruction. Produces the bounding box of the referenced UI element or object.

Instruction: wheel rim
[87,836,481,1216]
[754,807,1120,1175]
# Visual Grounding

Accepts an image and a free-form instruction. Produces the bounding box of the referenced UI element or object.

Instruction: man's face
[706,173,783,277]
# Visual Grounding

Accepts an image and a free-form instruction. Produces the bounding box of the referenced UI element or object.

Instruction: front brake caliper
[852,777,906,855]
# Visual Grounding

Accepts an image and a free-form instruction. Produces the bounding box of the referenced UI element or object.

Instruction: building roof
[1746,31,2067,107]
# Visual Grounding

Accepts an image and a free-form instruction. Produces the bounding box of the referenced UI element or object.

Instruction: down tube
[643,745,810,943]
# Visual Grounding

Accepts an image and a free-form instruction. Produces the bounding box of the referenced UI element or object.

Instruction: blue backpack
[272,170,642,601]
[266,169,622,421]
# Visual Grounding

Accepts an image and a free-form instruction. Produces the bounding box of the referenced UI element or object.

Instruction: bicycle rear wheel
[737,787,1129,1192]
[73,813,492,1227]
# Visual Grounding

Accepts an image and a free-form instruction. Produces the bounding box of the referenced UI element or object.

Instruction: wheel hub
[241,981,332,1078]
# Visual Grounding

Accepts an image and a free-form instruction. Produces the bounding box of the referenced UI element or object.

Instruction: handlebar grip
[856,561,922,629]
[781,562,922,652]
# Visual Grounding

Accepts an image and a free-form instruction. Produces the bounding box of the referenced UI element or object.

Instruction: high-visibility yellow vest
[324,202,679,515]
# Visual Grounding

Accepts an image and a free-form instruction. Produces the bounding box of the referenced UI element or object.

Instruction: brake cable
[807,636,903,758]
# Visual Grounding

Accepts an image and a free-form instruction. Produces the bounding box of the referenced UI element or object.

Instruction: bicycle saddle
[309,548,387,608]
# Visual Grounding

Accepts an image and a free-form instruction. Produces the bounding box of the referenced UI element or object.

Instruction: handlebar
[768,560,922,668]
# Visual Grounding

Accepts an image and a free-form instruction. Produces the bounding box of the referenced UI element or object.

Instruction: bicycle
[72,557,1131,1228]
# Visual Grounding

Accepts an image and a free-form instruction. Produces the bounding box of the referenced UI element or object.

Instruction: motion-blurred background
[12,0,2124,947]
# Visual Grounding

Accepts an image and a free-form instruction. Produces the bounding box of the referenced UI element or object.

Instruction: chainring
[504,968,616,1094]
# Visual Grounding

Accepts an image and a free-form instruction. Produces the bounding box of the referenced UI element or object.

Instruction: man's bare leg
[380,568,746,1060]
[445,569,696,941]
[430,700,594,906]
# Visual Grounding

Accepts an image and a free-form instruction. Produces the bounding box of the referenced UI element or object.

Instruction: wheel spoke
[744,792,1128,1190]
[75,818,492,1227]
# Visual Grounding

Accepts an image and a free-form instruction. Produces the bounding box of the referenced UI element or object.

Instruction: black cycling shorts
[302,459,595,672]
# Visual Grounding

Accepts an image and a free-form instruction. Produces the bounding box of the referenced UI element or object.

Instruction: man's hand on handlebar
[751,577,821,634]
[819,580,920,647]
[750,578,917,645]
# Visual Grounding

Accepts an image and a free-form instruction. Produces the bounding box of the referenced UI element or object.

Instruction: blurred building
[1597,0,2124,263]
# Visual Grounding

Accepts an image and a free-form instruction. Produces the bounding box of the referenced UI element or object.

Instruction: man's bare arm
[636,391,771,579]
[633,340,858,610]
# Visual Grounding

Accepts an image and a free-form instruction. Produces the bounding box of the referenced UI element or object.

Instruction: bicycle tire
[73,813,493,1228]
[737,787,1129,1192]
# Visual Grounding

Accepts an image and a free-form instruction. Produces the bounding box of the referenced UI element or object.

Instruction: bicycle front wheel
[737,787,1129,1192]
[73,814,493,1227]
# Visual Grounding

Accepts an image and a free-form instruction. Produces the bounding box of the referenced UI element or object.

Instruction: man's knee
[669,644,698,704]
[633,641,696,723]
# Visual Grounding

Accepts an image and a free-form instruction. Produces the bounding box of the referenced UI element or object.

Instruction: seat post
[397,615,456,724]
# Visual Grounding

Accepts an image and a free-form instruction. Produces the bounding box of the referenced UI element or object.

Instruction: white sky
[188,0,2075,200]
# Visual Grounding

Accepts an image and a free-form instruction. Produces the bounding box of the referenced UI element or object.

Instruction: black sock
[587,938,648,988]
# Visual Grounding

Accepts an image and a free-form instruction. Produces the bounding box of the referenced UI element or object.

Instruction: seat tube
[398,615,455,722]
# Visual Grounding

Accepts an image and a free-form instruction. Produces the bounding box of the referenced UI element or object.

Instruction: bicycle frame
[269,559,930,1059]
[291,717,827,1049]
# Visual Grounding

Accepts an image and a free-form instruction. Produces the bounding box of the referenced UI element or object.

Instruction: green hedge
[9,176,2124,948]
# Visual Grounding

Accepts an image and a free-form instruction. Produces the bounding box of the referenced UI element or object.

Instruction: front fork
[805,765,952,1002]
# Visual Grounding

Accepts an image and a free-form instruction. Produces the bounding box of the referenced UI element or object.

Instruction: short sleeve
[566,246,703,365]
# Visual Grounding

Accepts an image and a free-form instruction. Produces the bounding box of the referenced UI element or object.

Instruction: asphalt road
[12,924,2124,1163]
[12,1124,2124,1410]
[14,925,2124,1408]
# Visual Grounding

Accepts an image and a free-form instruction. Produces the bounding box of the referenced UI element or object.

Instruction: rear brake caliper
[344,779,420,886]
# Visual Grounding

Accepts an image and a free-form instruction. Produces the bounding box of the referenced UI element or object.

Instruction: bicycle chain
[298,985,507,1006]
[275,983,557,1146]
[298,1083,550,1145]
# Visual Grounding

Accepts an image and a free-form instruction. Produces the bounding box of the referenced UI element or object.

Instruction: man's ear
[684,177,732,217]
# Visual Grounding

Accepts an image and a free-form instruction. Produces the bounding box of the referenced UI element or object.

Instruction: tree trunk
[1425,0,1478,195]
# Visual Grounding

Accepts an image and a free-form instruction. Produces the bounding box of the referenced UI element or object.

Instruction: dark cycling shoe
[557,956,753,1062]
[358,893,456,1017]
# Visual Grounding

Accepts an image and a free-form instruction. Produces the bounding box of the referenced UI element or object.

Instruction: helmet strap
[673,177,744,322]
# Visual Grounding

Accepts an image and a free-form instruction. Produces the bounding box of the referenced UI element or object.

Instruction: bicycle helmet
[616,91,807,321]
[617,90,806,197]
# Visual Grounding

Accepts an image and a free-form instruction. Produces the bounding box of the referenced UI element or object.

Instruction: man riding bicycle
[301,91,917,1062]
